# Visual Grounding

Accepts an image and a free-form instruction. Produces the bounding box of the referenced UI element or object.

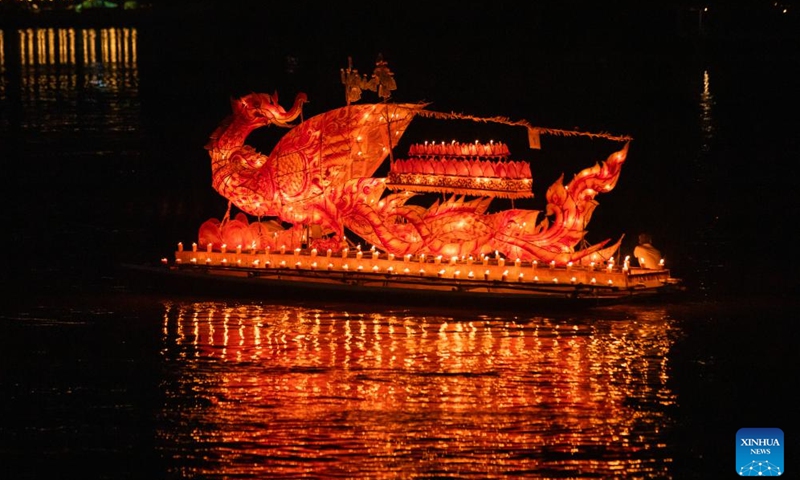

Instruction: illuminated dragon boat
[151,57,681,307]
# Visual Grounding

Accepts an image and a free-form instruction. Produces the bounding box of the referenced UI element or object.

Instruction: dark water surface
[2,4,798,478]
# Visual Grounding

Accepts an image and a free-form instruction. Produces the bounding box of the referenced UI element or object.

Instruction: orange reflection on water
[14,27,136,66]
[159,302,677,477]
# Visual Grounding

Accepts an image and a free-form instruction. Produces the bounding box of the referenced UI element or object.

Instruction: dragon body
[200,92,627,264]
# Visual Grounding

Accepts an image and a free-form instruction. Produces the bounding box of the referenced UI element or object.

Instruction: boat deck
[128,247,684,308]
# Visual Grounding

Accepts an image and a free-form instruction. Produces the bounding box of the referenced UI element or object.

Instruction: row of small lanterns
[171,242,654,287]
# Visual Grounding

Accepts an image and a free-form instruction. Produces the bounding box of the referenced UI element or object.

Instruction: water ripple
[156,300,678,478]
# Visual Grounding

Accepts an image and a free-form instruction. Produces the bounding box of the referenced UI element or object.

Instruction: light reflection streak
[15,27,137,67]
[158,302,678,477]
[700,69,715,152]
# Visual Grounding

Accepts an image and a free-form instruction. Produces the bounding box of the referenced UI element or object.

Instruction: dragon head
[232,92,308,128]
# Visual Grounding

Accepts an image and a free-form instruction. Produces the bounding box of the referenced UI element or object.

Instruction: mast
[341,54,399,168]
[369,54,398,168]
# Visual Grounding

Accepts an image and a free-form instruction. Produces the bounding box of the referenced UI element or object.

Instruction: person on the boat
[634,233,662,269]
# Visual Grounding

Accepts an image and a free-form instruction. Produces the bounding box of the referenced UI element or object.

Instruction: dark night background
[1,2,798,478]
[4,0,799,296]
